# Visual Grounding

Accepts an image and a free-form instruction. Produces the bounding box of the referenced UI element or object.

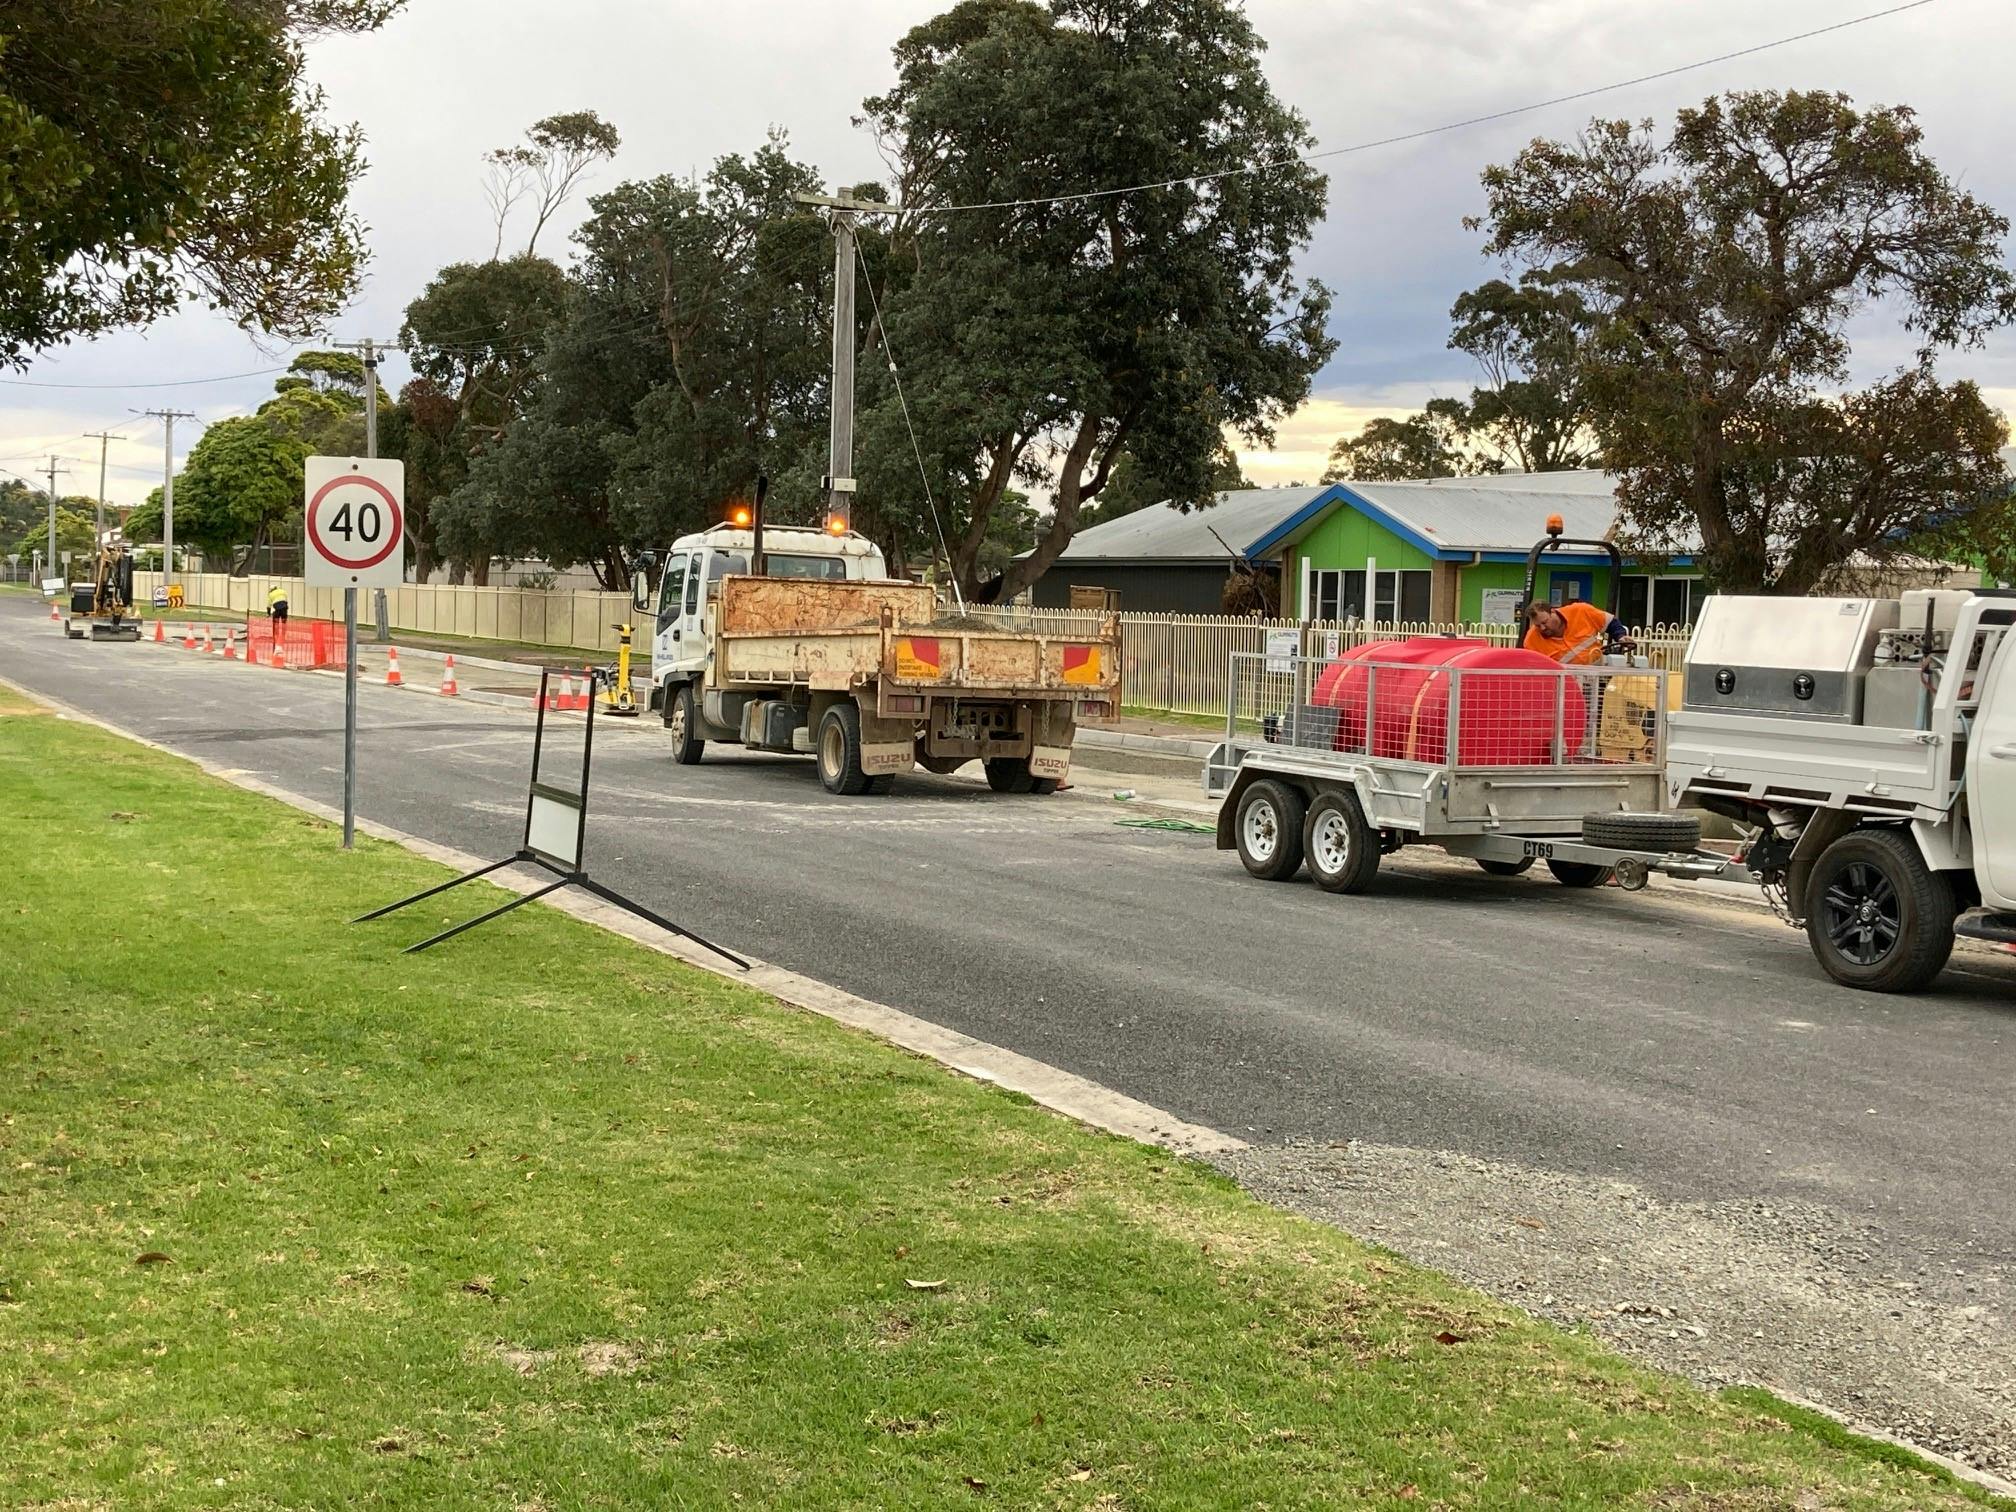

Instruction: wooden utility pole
[42,455,68,582]
[82,431,118,546]
[135,409,195,588]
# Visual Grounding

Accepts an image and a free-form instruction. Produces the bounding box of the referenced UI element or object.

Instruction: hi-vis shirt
[1523,600,1614,665]
[267,585,288,608]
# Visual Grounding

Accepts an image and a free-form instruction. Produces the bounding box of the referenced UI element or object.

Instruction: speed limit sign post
[305,457,405,590]
[306,456,406,851]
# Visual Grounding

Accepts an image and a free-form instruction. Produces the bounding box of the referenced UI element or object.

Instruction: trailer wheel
[666,684,705,765]
[1581,811,1701,852]
[1804,828,1956,993]
[1546,860,1613,888]
[1477,858,1535,878]
[1304,791,1380,894]
[983,757,1036,794]
[1235,780,1305,881]
[817,703,872,795]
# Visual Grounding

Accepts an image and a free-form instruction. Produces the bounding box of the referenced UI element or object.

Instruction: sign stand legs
[353,670,749,969]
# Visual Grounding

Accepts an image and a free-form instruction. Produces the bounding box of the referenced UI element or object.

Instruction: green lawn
[0,682,2002,1510]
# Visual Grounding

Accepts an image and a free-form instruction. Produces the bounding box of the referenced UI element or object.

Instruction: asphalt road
[7,598,2015,1465]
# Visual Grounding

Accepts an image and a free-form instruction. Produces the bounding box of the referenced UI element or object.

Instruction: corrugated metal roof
[1340,470,1647,554]
[1053,487,1334,562]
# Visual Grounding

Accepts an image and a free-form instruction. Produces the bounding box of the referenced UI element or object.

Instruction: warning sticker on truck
[1061,645,1104,686]
[894,636,942,680]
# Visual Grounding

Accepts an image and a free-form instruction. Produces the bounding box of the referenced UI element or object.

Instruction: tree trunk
[471,553,492,588]
[992,415,1110,604]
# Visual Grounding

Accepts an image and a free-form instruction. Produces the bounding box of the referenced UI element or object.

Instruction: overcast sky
[6,0,2014,505]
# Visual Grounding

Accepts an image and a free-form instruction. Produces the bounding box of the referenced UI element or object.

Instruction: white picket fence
[136,571,1690,719]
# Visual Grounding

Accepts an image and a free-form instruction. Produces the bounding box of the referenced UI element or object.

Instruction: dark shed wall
[1030,562,1240,614]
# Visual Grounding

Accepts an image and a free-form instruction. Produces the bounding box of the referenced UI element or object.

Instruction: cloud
[8,0,2014,507]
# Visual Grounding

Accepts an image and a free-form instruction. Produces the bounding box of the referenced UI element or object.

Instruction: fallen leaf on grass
[1069,1469,1093,1482]
[461,1276,496,1298]
[905,1278,946,1291]
[134,1251,172,1266]
[1432,1330,1466,1345]
[108,811,140,823]
[1397,1486,1419,1500]
[373,1438,404,1454]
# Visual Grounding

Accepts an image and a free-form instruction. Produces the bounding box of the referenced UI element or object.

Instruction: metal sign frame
[354,670,749,966]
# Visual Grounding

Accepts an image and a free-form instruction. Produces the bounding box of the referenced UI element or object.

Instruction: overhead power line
[0,365,291,390]
[900,0,1939,216]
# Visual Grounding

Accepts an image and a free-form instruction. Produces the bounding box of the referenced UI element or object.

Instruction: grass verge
[0,681,2004,1510]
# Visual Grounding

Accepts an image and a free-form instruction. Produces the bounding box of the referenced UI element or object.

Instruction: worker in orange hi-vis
[1522,598,1635,666]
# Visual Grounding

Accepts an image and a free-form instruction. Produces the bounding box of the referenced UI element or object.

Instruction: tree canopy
[0,0,397,366]
[1475,89,2016,591]
[859,0,1335,600]
[1323,406,1483,482]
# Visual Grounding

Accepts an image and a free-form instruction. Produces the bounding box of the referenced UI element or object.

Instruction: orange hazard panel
[1061,644,1103,686]
[894,636,941,679]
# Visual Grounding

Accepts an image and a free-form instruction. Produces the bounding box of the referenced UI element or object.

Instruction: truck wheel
[817,703,872,795]
[1547,860,1613,888]
[666,684,705,765]
[1477,858,1535,877]
[1804,828,1956,993]
[1304,790,1380,894]
[1582,812,1702,852]
[984,757,1036,794]
[1235,779,1305,881]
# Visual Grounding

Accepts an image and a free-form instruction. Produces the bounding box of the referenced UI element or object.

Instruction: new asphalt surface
[7,597,2015,1467]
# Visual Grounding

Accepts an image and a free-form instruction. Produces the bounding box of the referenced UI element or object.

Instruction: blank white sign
[527,791,581,868]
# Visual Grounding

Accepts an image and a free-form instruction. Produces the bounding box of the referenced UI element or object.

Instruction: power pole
[42,455,69,584]
[334,337,398,641]
[795,192,897,536]
[82,431,118,547]
[135,409,195,588]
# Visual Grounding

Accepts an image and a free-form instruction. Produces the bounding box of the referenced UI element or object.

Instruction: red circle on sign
[307,474,404,570]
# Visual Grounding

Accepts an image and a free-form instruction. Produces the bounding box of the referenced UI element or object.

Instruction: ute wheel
[665,683,705,765]
[1804,828,1956,993]
[817,703,872,795]
[1235,779,1306,881]
[1304,790,1381,894]
[1547,860,1614,888]
[1582,811,1702,852]
[984,757,1037,794]
[1477,857,1535,878]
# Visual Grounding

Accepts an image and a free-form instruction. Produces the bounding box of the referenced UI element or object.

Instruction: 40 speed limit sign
[304,456,406,589]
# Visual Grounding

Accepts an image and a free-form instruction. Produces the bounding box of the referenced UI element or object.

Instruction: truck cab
[643,523,888,699]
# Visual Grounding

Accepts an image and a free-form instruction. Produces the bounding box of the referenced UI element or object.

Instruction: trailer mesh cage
[1227,650,1666,771]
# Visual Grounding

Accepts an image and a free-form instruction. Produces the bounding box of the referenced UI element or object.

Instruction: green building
[1250,470,1707,628]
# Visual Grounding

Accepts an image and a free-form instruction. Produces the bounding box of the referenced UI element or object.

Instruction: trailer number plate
[1521,840,1555,859]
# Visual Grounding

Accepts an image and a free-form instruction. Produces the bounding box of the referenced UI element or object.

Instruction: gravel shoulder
[1222,1135,2016,1484]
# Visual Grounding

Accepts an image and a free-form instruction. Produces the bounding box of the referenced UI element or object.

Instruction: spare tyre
[1581,811,1701,853]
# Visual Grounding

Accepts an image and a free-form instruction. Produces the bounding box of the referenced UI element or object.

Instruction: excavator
[63,544,145,641]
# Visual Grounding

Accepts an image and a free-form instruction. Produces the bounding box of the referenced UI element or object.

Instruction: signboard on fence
[1322,631,1341,660]
[1264,627,1300,673]
[1481,588,1523,626]
[304,456,405,590]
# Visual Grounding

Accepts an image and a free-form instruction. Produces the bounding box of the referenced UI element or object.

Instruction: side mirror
[630,573,651,613]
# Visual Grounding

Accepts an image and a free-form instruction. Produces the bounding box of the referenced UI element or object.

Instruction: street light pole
[334,336,397,642]
[135,409,195,587]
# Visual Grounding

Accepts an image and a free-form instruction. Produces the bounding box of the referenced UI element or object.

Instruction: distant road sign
[305,457,405,589]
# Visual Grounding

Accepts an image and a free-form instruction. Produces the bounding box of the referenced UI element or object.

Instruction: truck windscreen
[766,554,847,580]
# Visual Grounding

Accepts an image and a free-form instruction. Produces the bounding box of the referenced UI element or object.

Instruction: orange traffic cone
[152,619,165,643]
[385,645,403,687]
[270,635,288,669]
[578,666,596,712]
[48,599,61,623]
[202,624,216,655]
[559,671,580,712]
[222,631,237,661]
[439,655,459,697]
[181,623,196,650]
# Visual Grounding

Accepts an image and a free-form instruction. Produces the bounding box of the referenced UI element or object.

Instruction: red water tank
[1310,639,1583,765]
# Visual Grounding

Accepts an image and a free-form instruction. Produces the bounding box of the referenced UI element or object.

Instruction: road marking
[0,671,1243,1160]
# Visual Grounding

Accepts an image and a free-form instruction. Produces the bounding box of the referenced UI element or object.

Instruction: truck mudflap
[1030,744,1071,781]
[859,705,916,775]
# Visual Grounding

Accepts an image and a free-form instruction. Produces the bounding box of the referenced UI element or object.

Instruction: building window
[1619,574,1704,627]
[1308,567,1430,623]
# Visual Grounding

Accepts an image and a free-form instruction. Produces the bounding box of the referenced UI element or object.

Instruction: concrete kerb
[1076,725,1218,760]
[0,671,1243,1162]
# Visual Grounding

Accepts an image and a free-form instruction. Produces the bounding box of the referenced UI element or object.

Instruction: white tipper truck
[632,522,1122,796]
